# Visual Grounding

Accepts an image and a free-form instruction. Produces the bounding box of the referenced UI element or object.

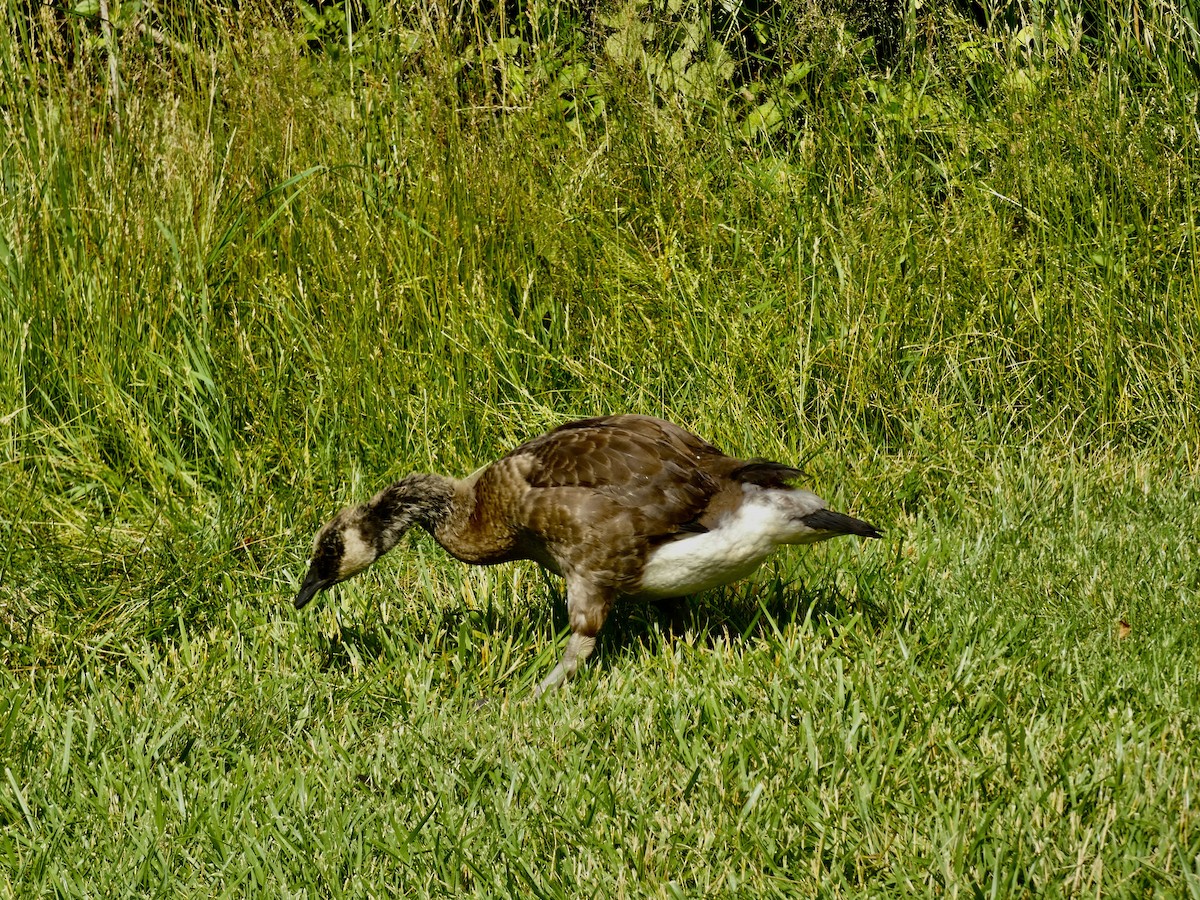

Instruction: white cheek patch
[338,527,377,579]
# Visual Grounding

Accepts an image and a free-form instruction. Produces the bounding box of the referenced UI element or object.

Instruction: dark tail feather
[731,459,805,489]
[801,508,882,539]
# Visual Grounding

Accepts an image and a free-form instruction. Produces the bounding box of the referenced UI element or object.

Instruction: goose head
[294,474,456,610]
[294,507,379,609]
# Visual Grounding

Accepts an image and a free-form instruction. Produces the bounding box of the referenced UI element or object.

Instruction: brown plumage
[294,414,881,694]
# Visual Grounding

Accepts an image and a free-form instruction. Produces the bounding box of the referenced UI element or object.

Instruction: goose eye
[319,533,343,559]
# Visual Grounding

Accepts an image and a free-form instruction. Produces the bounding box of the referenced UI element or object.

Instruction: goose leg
[535,579,613,696]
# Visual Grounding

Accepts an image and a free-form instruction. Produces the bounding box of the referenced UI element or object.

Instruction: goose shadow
[316,620,390,673]
[312,570,889,682]
[545,571,892,677]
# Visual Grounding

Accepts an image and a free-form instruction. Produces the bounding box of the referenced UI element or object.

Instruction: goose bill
[294,566,333,610]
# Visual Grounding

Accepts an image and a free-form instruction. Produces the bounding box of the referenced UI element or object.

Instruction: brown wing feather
[513,416,723,485]
[516,418,718,509]
[505,416,728,588]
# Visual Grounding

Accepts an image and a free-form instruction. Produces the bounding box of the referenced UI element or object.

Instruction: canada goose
[295,414,880,695]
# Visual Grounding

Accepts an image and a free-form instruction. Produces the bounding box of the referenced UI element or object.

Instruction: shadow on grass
[314,593,548,676]
[593,572,892,673]
[318,622,391,673]
[313,564,891,680]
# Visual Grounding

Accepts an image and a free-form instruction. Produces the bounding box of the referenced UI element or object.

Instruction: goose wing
[495,416,736,590]
[511,415,723,531]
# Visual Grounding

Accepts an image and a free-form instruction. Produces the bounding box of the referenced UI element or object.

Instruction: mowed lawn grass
[3,4,1200,896]
[6,460,1200,896]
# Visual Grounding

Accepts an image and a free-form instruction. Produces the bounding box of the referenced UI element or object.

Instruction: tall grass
[2,1,1200,894]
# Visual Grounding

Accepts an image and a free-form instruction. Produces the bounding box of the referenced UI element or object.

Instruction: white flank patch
[637,497,791,599]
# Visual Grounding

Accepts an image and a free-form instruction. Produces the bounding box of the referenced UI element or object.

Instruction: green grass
[3,2,1200,895]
